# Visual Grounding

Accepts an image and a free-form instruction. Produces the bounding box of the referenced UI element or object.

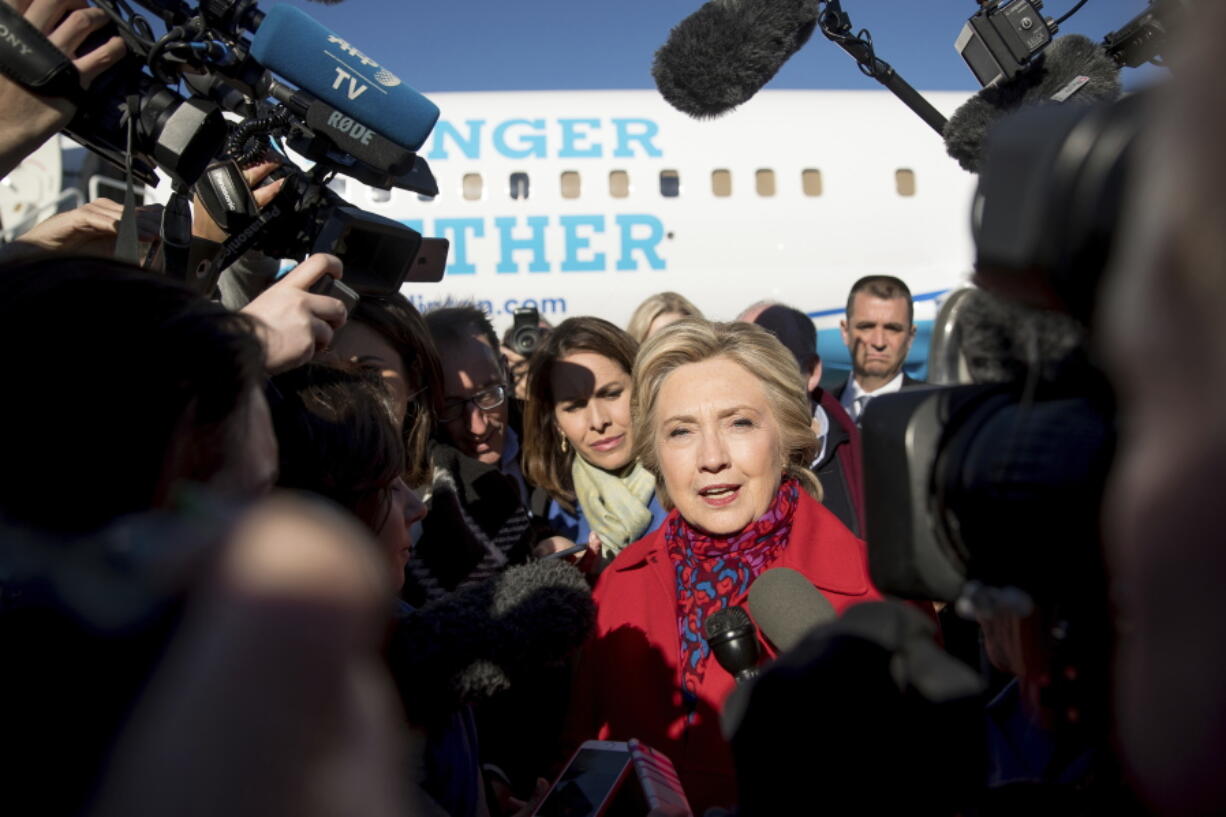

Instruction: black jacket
[402,441,540,608]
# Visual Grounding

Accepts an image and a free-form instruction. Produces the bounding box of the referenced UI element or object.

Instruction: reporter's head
[0,253,270,534]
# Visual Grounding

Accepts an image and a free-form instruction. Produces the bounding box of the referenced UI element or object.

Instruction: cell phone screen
[534,747,632,817]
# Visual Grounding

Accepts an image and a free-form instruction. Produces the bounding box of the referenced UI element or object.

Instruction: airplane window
[755,169,775,197]
[370,187,391,203]
[463,173,483,200]
[660,169,680,198]
[609,170,630,198]
[896,169,916,197]
[561,171,581,199]
[712,169,731,198]
[510,172,530,200]
[802,169,823,197]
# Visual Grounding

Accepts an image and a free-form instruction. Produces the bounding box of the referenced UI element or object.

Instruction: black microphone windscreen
[747,567,837,653]
[653,0,820,119]
[392,559,594,718]
[945,35,1122,173]
[705,604,753,640]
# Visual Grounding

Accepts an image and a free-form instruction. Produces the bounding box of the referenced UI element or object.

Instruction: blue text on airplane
[402,214,667,274]
[426,118,663,161]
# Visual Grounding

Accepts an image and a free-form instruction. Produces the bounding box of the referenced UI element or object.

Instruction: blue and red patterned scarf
[665,478,799,713]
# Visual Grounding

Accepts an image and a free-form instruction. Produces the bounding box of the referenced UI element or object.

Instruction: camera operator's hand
[241,253,347,374]
[191,157,287,244]
[12,197,160,255]
[0,0,126,179]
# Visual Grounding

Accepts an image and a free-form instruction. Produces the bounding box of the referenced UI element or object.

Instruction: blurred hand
[240,253,346,374]
[14,198,160,255]
[506,777,549,817]
[88,494,407,817]
[191,157,287,243]
[575,531,603,576]
[0,0,126,179]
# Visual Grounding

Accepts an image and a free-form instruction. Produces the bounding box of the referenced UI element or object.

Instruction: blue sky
[283,0,1160,94]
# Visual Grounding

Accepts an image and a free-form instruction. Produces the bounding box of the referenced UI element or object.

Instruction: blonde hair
[626,291,704,344]
[631,318,822,510]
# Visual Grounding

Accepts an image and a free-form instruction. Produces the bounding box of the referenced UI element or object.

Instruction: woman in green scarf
[523,317,667,566]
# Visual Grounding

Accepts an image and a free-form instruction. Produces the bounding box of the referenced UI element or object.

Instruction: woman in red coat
[568,319,882,814]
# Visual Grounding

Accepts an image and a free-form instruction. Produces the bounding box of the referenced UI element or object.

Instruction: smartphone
[533,741,634,817]
[406,236,449,283]
[541,541,588,562]
[533,740,691,817]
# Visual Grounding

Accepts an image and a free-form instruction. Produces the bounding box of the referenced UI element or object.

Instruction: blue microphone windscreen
[251,5,439,151]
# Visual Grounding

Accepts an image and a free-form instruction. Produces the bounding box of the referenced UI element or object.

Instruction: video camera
[861,93,1147,606]
[0,0,445,290]
[957,0,1187,87]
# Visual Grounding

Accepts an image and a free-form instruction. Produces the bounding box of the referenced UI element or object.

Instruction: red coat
[568,489,883,814]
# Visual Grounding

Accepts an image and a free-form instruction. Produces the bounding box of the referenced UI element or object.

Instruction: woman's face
[655,357,783,535]
[551,351,634,471]
[331,322,410,427]
[359,477,427,592]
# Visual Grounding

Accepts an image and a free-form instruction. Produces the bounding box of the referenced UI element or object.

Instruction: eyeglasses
[439,383,506,422]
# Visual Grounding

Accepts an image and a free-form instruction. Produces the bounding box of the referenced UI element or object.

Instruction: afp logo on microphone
[326,33,403,100]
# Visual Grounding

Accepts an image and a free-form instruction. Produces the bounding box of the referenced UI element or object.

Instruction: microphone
[944,34,1122,173]
[747,567,838,654]
[388,559,594,724]
[730,602,986,816]
[264,77,417,178]
[704,605,761,684]
[249,4,440,151]
[652,0,819,119]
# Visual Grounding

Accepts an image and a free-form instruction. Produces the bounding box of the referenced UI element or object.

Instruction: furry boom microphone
[945,35,1122,173]
[389,559,595,721]
[653,0,820,119]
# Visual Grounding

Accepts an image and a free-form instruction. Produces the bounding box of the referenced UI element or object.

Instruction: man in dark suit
[834,275,924,424]
[742,303,865,537]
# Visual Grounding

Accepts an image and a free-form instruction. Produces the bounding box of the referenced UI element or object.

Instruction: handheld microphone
[730,602,986,816]
[747,567,837,654]
[721,569,839,739]
[249,4,439,151]
[652,0,819,119]
[944,34,1121,173]
[704,605,761,684]
[388,559,594,724]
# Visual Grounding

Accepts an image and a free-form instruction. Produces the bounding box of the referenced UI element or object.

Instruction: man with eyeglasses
[404,305,558,609]
[427,305,529,503]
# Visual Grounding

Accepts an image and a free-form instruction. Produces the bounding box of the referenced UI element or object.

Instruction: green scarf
[570,455,656,559]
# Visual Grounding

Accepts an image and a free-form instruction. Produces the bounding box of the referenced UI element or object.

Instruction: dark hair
[846,275,915,326]
[0,254,263,534]
[522,317,639,509]
[267,362,405,530]
[425,303,499,352]
[752,303,819,370]
[350,294,443,487]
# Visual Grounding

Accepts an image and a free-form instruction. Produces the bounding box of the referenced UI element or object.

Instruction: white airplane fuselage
[339,89,979,372]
